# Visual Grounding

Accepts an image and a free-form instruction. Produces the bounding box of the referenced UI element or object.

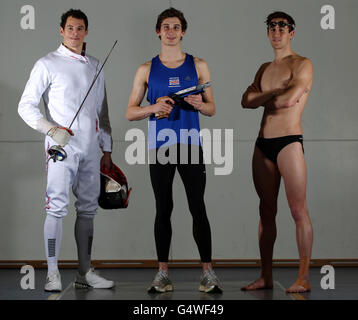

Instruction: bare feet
[286,279,311,293]
[241,277,273,291]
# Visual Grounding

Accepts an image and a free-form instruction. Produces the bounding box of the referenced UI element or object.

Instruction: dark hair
[265,11,295,32]
[60,9,88,30]
[155,7,187,32]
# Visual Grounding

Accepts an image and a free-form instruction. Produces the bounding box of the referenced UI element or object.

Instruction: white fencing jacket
[18,44,112,154]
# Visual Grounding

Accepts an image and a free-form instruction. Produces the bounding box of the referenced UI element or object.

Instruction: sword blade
[68,40,118,129]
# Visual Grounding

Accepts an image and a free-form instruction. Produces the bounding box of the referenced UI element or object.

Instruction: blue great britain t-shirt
[146,54,201,150]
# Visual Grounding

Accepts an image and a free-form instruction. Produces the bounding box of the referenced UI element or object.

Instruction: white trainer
[75,268,115,289]
[44,270,62,292]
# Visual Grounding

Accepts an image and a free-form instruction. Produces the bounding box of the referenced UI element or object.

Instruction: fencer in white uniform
[18,9,115,291]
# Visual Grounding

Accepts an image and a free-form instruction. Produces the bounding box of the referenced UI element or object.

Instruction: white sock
[44,214,62,275]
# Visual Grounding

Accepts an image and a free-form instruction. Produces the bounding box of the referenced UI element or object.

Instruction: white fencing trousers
[45,141,101,218]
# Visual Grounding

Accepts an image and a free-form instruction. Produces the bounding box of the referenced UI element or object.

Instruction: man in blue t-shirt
[126,7,222,294]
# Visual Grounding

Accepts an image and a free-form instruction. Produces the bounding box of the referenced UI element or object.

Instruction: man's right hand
[153,96,174,119]
[47,126,74,147]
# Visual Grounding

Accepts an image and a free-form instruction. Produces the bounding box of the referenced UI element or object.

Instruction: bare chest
[260,63,292,91]
[160,58,186,69]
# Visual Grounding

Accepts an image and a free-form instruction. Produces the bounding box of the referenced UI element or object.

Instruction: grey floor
[0,267,357,300]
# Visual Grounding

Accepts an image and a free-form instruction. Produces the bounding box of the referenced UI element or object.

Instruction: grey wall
[0,0,357,260]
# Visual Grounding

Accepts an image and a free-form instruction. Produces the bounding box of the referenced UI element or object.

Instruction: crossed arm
[241,59,313,110]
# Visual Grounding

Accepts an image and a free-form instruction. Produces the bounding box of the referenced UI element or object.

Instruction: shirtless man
[126,8,222,293]
[241,11,314,293]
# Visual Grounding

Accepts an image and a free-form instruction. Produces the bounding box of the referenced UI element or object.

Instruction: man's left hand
[184,94,203,111]
[101,152,113,172]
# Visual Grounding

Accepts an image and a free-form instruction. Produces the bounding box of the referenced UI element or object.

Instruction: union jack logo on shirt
[169,77,180,87]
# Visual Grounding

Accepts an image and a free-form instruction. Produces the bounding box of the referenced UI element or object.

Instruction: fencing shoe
[44,270,62,292]
[75,268,115,289]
